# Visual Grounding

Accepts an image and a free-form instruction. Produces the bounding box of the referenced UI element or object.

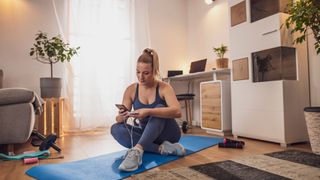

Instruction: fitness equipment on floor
[181,121,189,133]
[218,138,245,149]
[31,130,61,152]
[177,93,195,134]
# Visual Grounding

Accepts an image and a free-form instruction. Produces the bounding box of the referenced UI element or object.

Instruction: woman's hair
[137,48,160,79]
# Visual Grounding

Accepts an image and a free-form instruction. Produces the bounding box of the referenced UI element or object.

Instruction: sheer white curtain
[64,0,150,131]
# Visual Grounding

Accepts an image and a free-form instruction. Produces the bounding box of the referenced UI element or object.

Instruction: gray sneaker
[118,148,142,172]
[159,141,186,156]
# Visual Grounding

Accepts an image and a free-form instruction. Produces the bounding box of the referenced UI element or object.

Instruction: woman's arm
[116,84,135,123]
[131,82,181,119]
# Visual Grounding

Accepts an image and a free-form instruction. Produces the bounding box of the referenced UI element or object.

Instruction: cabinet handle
[262,29,278,36]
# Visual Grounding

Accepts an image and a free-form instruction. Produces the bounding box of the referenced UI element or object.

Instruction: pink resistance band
[23,151,39,164]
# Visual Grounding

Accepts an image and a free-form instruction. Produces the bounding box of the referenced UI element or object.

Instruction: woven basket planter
[304,107,320,155]
[216,58,229,69]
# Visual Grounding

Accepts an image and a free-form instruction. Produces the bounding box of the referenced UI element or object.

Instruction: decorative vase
[216,58,229,69]
[40,78,62,98]
[304,107,320,155]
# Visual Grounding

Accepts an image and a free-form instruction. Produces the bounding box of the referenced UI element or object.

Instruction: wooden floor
[0,127,311,180]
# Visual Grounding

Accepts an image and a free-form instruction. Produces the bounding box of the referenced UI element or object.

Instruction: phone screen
[115,104,129,112]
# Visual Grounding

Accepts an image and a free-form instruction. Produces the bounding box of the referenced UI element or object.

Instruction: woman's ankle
[134,144,144,154]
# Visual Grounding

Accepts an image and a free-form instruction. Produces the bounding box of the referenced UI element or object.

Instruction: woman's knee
[110,123,132,148]
[145,116,167,134]
[111,123,125,137]
[148,116,166,124]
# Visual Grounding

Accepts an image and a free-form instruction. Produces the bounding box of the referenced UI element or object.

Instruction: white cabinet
[200,80,231,136]
[229,0,309,146]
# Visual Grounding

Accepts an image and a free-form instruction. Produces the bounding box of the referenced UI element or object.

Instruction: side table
[38,97,65,137]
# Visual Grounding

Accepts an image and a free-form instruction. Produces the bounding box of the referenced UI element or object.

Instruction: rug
[132,150,320,180]
[26,135,222,180]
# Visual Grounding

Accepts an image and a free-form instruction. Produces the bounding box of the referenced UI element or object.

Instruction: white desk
[163,69,232,136]
[163,69,231,83]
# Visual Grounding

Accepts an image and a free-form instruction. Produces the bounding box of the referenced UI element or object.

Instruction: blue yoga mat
[26,135,222,180]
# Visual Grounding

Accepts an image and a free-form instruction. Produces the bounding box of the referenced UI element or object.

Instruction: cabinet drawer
[201,82,221,130]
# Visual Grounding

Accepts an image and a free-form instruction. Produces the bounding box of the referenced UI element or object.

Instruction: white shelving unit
[229,0,309,146]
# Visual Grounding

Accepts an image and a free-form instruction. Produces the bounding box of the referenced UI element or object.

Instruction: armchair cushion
[0,88,34,106]
[0,88,43,144]
[0,103,35,144]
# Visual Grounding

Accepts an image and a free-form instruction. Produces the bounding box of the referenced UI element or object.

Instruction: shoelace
[159,144,173,155]
[123,149,139,160]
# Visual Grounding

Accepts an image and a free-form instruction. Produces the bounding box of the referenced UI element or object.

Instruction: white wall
[149,0,230,76]
[148,0,188,77]
[308,35,320,106]
[185,0,230,124]
[187,0,230,71]
[0,0,65,95]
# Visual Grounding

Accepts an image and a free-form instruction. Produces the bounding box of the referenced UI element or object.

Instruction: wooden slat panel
[37,101,46,135]
[54,98,64,137]
[201,82,221,130]
[38,98,64,137]
[47,98,54,135]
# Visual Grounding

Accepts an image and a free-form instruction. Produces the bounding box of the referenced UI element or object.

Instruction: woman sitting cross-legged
[111,48,185,172]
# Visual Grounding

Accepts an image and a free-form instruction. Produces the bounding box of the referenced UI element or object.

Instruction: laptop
[167,70,183,77]
[189,59,207,73]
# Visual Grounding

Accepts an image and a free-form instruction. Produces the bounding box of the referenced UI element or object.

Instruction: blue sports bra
[132,83,167,110]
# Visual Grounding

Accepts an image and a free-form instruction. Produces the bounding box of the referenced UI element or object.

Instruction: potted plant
[284,0,320,154]
[30,31,80,98]
[213,44,228,69]
[284,0,320,54]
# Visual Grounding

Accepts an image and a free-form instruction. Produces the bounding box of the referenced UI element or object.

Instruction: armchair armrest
[0,88,34,106]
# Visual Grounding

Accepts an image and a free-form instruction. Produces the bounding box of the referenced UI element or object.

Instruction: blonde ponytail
[138,48,161,79]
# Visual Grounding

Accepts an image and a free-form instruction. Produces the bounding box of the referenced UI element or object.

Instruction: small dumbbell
[223,138,245,146]
[218,142,243,149]
[181,121,188,133]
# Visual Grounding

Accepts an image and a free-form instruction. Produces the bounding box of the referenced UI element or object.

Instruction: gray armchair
[0,70,42,144]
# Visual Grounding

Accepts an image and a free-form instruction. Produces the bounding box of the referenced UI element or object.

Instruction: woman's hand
[128,108,149,119]
[116,109,129,123]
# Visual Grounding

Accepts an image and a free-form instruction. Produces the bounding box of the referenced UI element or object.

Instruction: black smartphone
[115,104,129,112]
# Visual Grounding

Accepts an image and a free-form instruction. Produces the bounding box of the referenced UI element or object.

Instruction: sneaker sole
[118,160,142,172]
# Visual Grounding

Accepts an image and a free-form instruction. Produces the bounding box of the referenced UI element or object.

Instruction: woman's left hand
[128,108,149,119]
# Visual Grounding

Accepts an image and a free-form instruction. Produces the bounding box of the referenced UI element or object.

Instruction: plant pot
[216,58,229,69]
[40,78,62,98]
[304,107,320,155]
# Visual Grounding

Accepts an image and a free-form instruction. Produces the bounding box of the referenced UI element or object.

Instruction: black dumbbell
[218,142,243,149]
[223,138,245,146]
[32,130,61,152]
[181,121,188,133]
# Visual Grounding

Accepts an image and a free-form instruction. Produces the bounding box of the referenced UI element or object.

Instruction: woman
[111,48,185,172]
